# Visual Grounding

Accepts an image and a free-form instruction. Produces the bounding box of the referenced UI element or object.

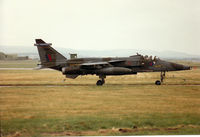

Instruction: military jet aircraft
[34,39,191,86]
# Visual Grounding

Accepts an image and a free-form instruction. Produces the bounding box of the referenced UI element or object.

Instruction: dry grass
[0,68,200,85]
[0,69,200,136]
[1,85,200,120]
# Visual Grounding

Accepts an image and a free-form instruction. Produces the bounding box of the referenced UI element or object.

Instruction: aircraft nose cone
[171,63,191,71]
[183,65,191,70]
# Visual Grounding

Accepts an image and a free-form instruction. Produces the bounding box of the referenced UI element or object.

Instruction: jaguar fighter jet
[34,39,190,86]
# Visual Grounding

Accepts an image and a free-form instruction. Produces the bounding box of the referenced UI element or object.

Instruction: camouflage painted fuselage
[58,56,190,77]
[35,39,190,82]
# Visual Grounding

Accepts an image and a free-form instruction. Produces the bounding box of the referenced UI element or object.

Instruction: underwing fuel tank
[96,67,136,75]
[62,66,80,74]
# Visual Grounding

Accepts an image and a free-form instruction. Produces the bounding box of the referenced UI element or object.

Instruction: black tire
[155,80,161,85]
[96,80,103,86]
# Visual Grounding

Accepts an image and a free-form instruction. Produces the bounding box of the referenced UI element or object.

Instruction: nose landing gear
[155,71,165,85]
[96,75,106,86]
[155,80,161,85]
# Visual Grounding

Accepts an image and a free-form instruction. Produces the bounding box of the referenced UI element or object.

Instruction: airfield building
[0,52,29,60]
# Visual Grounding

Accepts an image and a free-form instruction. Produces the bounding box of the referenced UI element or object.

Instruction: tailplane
[34,39,67,69]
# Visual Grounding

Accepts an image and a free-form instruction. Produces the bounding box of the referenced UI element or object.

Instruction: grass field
[0,60,38,68]
[0,60,200,136]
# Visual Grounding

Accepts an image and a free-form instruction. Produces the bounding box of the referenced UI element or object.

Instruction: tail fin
[34,39,67,69]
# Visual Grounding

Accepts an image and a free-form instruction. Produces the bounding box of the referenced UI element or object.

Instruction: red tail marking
[47,54,52,61]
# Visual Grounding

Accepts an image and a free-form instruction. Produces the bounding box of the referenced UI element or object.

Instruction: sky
[0,0,200,55]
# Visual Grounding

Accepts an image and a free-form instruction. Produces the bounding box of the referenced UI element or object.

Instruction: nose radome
[184,65,191,70]
[177,64,191,70]
[171,63,190,71]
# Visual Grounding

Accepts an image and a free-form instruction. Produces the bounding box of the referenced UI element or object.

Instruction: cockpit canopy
[130,53,160,61]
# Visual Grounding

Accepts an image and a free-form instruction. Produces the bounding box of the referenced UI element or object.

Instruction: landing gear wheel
[155,80,161,85]
[96,80,103,86]
[96,75,106,86]
[155,71,166,85]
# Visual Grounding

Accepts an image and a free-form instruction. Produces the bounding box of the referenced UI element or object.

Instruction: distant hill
[1,45,200,60]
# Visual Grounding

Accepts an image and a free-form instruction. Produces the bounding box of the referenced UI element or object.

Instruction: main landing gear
[155,71,165,85]
[96,75,106,86]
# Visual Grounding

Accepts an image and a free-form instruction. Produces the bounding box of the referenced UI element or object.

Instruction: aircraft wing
[108,60,125,64]
[81,62,109,66]
[80,60,125,69]
[81,62,110,69]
